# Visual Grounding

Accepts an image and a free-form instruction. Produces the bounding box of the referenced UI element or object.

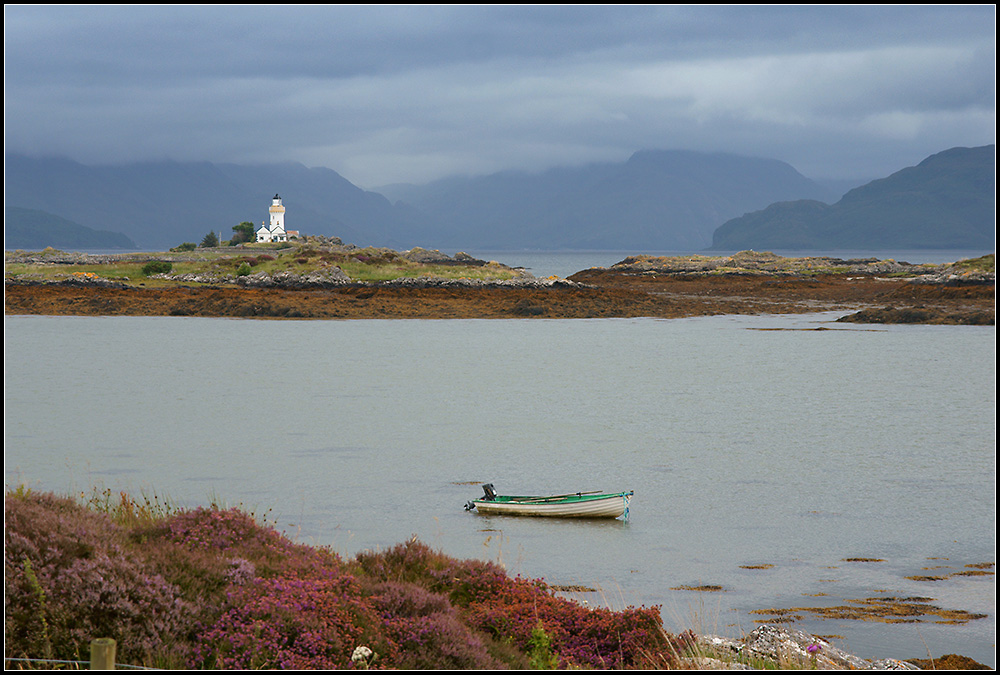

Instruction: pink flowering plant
[4,492,191,665]
[6,489,691,669]
[356,538,691,669]
[191,571,378,669]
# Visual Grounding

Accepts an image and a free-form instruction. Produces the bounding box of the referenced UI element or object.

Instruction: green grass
[951,254,994,273]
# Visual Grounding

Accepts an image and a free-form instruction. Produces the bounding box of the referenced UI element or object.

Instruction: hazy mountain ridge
[378,149,837,250]
[711,145,995,250]
[5,147,990,252]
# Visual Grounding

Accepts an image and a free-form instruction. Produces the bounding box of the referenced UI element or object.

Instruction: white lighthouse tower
[256,194,288,242]
[269,194,285,231]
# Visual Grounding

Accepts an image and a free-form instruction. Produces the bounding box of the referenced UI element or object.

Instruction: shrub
[158,507,299,571]
[6,493,688,671]
[354,537,460,587]
[191,569,378,669]
[370,581,504,670]
[461,577,684,669]
[4,493,190,665]
[527,621,559,669]
[141,261,172,276]
[354,538,683,668]
[236,262,252,276]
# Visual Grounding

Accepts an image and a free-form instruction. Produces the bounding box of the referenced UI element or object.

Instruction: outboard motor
[481,483,497,501]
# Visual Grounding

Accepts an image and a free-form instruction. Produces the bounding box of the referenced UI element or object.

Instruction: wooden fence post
[90,638,116,670]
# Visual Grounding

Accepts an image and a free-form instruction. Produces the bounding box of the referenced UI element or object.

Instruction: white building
[256,194,288,242]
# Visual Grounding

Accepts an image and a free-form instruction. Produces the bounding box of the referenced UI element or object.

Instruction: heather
[5,488,691,669]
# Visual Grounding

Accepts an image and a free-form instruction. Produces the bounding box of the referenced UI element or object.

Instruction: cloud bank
[4,5,995,187]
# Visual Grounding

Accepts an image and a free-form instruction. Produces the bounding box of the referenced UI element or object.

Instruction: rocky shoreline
[688,624,990,670]
[567,251,994,325]
[4,248,994,323]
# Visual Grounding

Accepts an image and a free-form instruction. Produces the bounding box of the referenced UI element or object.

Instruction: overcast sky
[4,5,995,188]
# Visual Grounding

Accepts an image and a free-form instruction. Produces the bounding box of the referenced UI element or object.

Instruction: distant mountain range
[711,145,995,250]
[4,146,993,252]
[375,150,837,250]
[5,206,137,250]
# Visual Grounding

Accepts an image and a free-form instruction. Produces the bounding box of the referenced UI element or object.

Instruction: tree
[230,222,255,245]
[200,231,219,248]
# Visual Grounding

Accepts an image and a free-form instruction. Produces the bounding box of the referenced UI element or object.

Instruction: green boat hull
[469,490,632,519]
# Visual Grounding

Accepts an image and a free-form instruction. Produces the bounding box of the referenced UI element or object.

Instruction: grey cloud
[3,5,995,186]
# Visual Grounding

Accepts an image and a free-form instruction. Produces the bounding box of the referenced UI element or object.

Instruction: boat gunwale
[475,491,632,506]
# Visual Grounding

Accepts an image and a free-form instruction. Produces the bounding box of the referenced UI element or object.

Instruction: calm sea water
[4,308,995,664]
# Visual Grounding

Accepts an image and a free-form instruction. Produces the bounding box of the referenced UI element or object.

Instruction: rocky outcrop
[400,247,491,266]
[235,268,352,287]
[607,250,991,278]
[153,269,576,290]
[907,268,996,285]
[570,252,994,325]
[835,306,994,325]
[691,625,920,670]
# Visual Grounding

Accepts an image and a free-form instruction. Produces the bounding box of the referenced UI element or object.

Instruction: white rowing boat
[464,484,632,519]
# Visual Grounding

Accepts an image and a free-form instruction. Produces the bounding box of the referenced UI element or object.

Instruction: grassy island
[3,239,530,287]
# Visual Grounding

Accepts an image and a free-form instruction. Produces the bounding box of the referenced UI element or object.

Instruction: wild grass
[951,253,995,272]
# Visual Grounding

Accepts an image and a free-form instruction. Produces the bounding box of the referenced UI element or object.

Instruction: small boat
[464,484,633,519]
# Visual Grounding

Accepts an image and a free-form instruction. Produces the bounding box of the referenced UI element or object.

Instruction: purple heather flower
[807,643,822,654]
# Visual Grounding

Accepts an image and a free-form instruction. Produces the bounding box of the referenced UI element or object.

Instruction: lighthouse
[256,194,288,242]
[269,194,285,231]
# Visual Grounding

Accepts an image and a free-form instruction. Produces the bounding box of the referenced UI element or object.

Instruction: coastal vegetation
[6,243,994,289]
[4,487,689,670]
[7,487,991,670]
